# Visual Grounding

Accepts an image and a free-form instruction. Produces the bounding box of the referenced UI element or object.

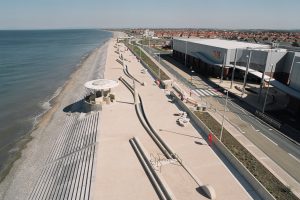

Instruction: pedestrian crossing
[192,88,222,97]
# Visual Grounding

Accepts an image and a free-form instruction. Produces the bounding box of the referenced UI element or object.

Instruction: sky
[0,0,299,30]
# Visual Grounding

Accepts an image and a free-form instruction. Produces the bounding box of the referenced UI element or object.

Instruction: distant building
[143,29,155,38]
[172,38,300,113]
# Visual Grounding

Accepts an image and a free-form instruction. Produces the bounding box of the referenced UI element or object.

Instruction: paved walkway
[92,37,254,199]
[139,47,300,197]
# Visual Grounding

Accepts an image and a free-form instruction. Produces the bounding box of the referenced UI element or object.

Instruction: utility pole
[158,53,161,79]
[242,51,252,97]
[185,40,188,67]
[139,47,142,60]
[262,64,274,113]
[220,52,227,83]
[220,90,229,142]
[259,50,273,103]
[230,49,238,89]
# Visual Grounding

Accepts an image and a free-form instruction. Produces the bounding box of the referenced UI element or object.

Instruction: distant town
[127,28,300,47]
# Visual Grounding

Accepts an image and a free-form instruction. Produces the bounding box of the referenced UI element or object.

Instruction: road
[136,41,300,183]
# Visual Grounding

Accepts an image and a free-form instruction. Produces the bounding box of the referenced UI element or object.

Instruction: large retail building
[172,38,300,114]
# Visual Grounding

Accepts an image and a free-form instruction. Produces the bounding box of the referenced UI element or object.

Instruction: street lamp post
[139,47,142,60]
[158,52,161,64]
[158,53,161,79]
[262,64,274,113]
[242,51,252,97]
[230,49,238,89]
[185,40,188,67]
[220,90,229,142]
[190,70,195,97]
[259,50,273,102]
[190,70,195,85]
[220,52,227,83]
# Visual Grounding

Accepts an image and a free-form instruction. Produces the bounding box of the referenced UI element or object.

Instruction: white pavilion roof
[84,79,119,91]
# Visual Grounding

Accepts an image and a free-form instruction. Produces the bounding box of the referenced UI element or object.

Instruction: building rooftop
[84,79,119,91]
[174,38,271,50]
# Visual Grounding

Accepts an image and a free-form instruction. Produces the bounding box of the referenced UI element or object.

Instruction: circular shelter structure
[84,79,119,112]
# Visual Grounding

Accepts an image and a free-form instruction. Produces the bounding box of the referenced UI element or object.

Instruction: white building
[143,29,155,38]
[172,38,300,113]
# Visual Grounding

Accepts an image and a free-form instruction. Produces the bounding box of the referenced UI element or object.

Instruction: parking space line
[288,153,300,163]
[261,134,278,146]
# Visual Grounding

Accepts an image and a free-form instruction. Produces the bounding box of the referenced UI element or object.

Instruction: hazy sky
[0,0,299,30]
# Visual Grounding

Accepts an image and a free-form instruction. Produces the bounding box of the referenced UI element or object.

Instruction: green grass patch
[139,38,166,46]
[194,111,298,200]
[125,42,170,81]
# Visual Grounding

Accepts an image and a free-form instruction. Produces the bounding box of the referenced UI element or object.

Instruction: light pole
[262,64,274,113]
[139,47,142,61]
[190,70,195,85]
[259,50,272,103]
[185,40,188,67]
[220,90,229,142]
[190,70,195,97]
[242,51,252,97]
[158,53,161,79]
[154,52,161,79]
[220,52,227,83]
[158,52,161,64]
[230,49,238,89]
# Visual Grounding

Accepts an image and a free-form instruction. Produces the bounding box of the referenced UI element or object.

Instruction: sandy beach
[0,34,111,200]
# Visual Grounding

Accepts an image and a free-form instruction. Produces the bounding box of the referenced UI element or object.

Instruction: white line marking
[237,127,246,133]
[288,153,300,163]
[260,157,269,160]
[195,90,203,97]
[211,89,222,96]
[250,124,256,131]
[205,90,215,96]
[261,134,278,146]
[209,90,219,96]
[192,90,199,96]
[196,89,205,96]
[200,89,210,96]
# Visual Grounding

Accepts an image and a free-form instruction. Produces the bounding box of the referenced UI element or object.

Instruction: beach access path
[92,37,254,199]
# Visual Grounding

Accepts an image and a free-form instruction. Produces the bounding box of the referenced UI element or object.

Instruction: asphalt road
[138,42,300,182]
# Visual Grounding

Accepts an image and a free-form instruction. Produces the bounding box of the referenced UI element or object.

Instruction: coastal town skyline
[0,0,300,30]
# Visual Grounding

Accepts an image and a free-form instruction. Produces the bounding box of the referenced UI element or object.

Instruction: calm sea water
[0,29,112,173]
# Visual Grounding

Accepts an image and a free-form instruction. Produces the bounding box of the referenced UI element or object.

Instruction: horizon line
[0,27,299,31]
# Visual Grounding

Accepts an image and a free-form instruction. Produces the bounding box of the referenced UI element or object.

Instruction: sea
[0,29,112,178]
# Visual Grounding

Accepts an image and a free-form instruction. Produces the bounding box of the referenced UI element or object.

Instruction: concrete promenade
[93,36,254,199]
[138,46,300,198]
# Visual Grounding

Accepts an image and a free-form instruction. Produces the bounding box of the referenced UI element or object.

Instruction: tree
[292,40,300,47]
